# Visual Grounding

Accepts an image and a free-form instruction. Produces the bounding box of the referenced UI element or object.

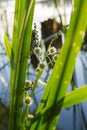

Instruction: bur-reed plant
[3,0,87,130]
[4,0,35,130]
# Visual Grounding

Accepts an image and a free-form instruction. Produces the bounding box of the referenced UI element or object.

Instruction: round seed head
[48,47,57,55]
[25,96,33,105]
[38,62,46,71]
[34,47,42,56]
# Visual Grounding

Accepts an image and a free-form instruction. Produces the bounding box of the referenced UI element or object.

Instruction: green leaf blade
[9,0,35,130]
[63,85,87,108]
[4,34,11,61]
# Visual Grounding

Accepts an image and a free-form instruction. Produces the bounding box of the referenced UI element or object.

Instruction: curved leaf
[63,85,87,108]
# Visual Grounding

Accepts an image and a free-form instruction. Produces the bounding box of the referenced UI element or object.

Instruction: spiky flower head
[37,62,46,71]
[25,96,33,105]
[34,47,42,56]
[48,46,57,55]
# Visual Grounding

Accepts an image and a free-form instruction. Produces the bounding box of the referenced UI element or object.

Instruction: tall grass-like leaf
[30,0,87,130]
[9,0,35,130]
[63,85,87,108]
[28,85,87,121]
[9,1,20,128]
[4,35,11,61]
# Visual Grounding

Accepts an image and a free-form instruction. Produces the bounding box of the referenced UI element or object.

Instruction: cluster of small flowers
[33,45,45,71]
[37,61,46,71]
[34,46,42,57]
[47,46,59,63]
[30,23,40,56]
[24,80,34,91]
[33,23,39,46]
[48,46,57,55]
[23,80,34,128]
[47,32,60,64]
[33,24,61,70]
[34,42,46,71]
[25,96,33,106]
[24,80,34,106]
[32,24,46,71]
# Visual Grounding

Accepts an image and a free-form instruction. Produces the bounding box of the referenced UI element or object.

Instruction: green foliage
[63,85,87,108]
[30,0,87,130]
[3,0,87,130]
[9,0,35,130]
